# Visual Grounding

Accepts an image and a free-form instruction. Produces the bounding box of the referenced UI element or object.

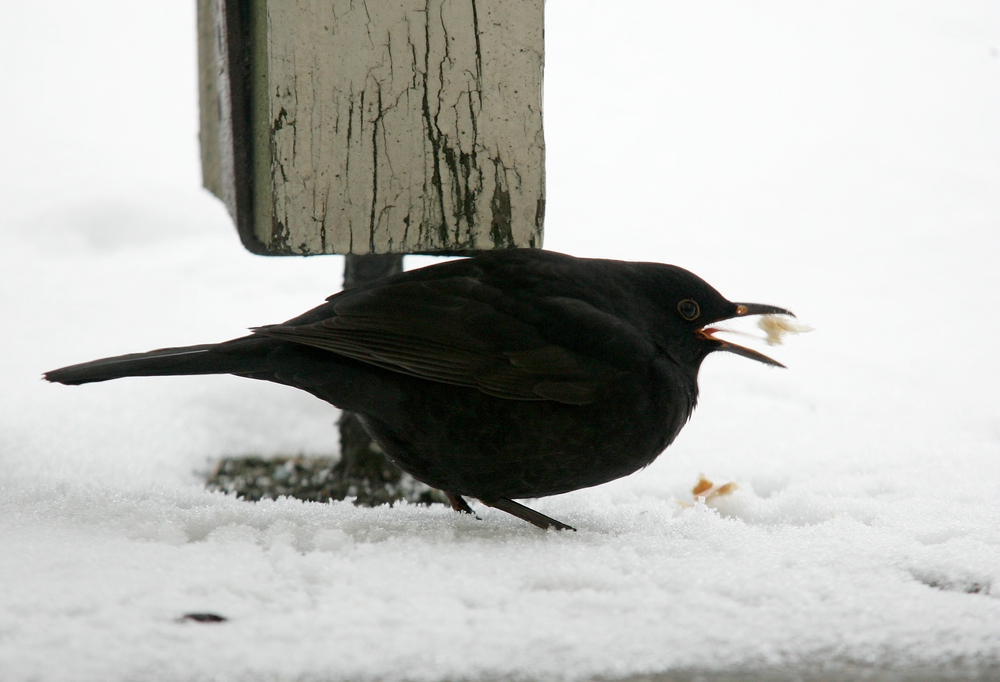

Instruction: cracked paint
[261,0,543,254]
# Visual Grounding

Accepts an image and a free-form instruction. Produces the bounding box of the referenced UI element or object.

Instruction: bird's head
[636,263,794,370]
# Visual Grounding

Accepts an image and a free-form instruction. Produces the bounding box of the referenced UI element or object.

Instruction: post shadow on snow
[204,452,445,508]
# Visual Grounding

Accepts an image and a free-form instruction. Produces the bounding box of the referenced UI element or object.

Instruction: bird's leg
[446,492,480,519]
[479,497,576,531]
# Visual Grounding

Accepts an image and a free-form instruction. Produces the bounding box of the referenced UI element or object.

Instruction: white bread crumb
[757,315,813,346]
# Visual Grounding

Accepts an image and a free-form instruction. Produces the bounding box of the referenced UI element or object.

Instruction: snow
[1,1,999,680]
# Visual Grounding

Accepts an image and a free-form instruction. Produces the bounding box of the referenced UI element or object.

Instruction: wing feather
[253,275,626,405]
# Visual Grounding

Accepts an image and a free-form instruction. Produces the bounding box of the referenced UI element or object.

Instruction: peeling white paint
[259,0,544,254]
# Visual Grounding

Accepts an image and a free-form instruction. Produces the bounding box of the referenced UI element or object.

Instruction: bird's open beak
[698,303,795,368]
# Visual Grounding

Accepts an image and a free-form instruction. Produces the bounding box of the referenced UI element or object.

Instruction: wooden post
[197,0,544,504]
[198,0,545,256]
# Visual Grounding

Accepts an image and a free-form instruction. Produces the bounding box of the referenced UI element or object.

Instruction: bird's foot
[479,497,576,531]
[446,492,481,520]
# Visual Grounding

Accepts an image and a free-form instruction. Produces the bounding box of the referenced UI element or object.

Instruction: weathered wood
[198,0,545,256]
[196,0,222,199]
[197,0,253,231]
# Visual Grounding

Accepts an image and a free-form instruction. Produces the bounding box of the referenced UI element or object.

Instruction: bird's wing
[252,277,633,405]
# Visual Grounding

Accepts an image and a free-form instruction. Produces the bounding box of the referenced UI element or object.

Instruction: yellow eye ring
[677,299,700,321]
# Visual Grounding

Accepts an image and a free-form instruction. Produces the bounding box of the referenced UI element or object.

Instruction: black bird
[45,249,792,530]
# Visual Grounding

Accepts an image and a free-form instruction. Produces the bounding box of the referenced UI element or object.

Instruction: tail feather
[44,340,262,386]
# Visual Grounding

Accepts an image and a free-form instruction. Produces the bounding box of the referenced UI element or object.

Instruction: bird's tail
[44,340,263,386]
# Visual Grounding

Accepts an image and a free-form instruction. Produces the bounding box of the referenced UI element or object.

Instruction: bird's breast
[358,362,694,499]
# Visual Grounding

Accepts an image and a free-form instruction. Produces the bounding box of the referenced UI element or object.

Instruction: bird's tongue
[699,327,786,368]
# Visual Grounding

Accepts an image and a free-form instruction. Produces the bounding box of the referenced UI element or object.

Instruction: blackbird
[45,249,792,530]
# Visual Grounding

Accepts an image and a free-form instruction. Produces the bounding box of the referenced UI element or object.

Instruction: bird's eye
[677,299,700,321]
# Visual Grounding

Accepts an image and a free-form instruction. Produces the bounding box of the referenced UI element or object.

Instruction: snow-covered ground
[2,1,998,680]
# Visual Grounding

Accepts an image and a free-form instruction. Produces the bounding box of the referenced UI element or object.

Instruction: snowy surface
[2,1,999,680]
